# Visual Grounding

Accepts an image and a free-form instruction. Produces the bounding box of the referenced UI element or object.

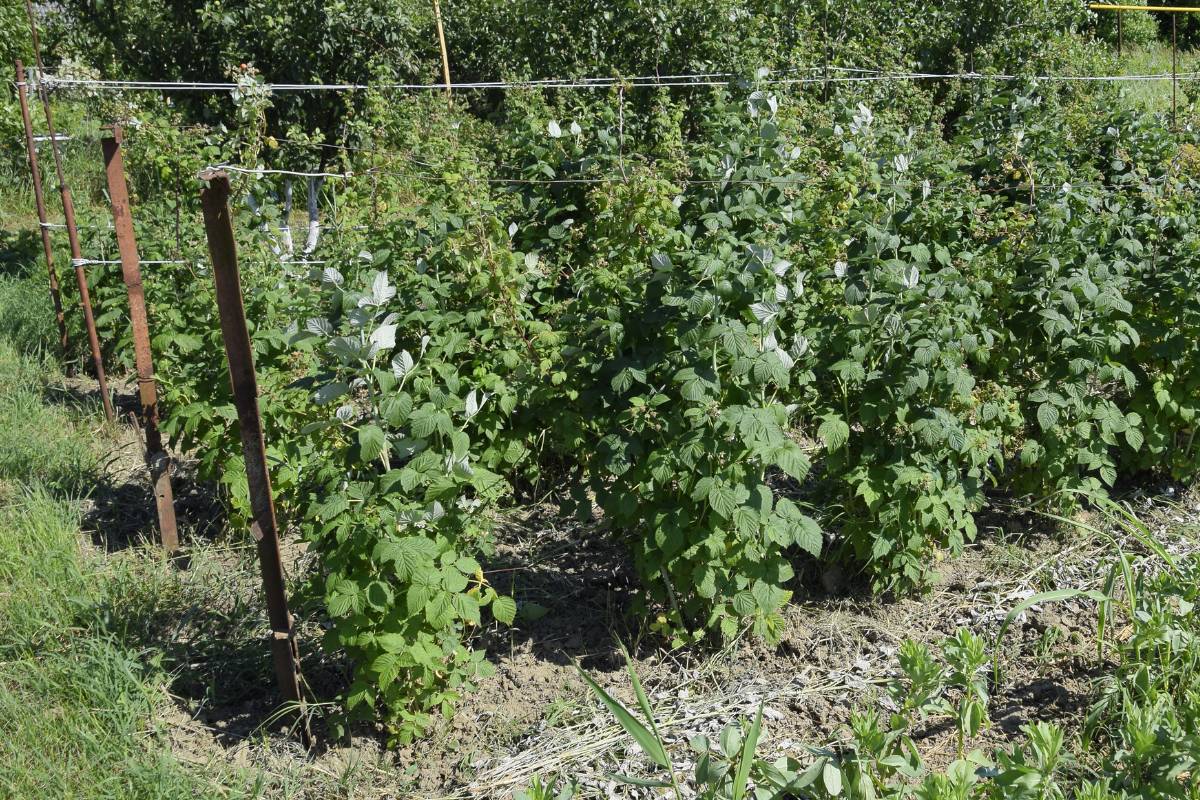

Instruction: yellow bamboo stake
[432,0,452,101]
[1091,3,1200,12]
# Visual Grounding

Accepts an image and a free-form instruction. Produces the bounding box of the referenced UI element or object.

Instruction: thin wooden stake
[24,0,115,422]
[432,0,453,101]
[822,2,831,104]
[199,171,311,748]
[1173,15,1179,130]
[1118,10,1124,57]
[102,126,180,554]
[14,59,68,359]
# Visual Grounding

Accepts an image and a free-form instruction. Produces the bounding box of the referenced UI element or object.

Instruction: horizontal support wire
[38,67,839,93]
[205,162,823,185]
[203,156,1181,189]
[42,221,116,231]
[72,258,187,267]
[40,69,1200,94]
[209,164,357,179]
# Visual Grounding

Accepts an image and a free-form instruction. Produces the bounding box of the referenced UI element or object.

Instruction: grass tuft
[0,340,99,496]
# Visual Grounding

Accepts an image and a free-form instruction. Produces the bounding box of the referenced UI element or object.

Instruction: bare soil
[71,376,1200,799]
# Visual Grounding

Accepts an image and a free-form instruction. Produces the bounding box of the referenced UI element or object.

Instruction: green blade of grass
[732,703,764,800]
[1046,494,1176,570]
[993,588,1109,686]
[575,663,670,768]
[622,644,659,737]
[1098,564,1118,662]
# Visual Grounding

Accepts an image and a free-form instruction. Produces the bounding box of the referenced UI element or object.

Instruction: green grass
[0,493,224,799]
[0,340,99,496]
[0,224,57,358]
[0,341,269,799]
[0,489,246,799]
[1113,43,1200,115]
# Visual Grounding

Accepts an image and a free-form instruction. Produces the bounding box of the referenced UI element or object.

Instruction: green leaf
[375,632,407,654]
[1099,463,1117,487]
[375,536,439,580]
[734,507,760,538]
[601,773,672,789]
[818,414,850,453]
[1037,403,1059,431]
[771,440,811,481]
[409,406,441,438]
[365,580,392,610]
[492,595,517,625]
[708,483,739,519]
[371,652,402,688]
[823,762,843,796]
[328,591,355,617]
[313,381,349,405]
[574,665,669,768]
[425,592,455,627]
[380,393,413,426]
[732,591,757,616]
[750,580,785,613]
[358,424,387,462]
[621,644,667,765]
[173,332,203,353]
[1125,426,1144,451]
[693,564,718,598]
[793,514,823,557]
[406,583,434,615]
[452,593,481,625]
[345,679,373,710]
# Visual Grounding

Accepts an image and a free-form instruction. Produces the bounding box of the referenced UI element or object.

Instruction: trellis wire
[203,160,1186,191]
[72,257,188,267]
[37,68,1200,94]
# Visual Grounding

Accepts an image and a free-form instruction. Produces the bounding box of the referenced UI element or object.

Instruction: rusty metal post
[199,171,311,748]
[102,127,180,553]
[1118,11,1123,57]
[24,0,116,422]
[14,59,69,359]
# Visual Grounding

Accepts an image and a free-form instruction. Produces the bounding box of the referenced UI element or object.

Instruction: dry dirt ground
[74,383,1200,799]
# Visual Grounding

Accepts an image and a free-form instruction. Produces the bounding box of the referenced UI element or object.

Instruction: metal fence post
[198,170,311,747]
[102,126,180,553]
[14,59,69,360]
